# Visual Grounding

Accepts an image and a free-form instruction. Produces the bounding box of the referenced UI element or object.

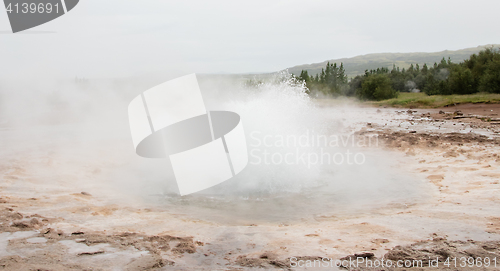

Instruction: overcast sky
[1,0,500,79]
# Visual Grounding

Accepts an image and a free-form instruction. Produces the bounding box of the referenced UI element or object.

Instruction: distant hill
[287,44,500,78]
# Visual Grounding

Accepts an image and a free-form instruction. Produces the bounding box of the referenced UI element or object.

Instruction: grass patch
[368,92,500,108]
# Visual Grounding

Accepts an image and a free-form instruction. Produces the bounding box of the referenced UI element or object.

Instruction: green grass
[368,92,500,108]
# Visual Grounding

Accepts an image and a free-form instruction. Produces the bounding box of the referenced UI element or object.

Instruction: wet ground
[1,102,500,270]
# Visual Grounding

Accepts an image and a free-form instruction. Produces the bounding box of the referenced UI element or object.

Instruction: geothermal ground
[1,102,500,270]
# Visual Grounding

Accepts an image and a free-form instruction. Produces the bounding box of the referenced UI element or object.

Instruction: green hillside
[287,44,500,78]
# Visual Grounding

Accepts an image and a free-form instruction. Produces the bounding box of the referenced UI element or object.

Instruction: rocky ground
[1,102,500,270]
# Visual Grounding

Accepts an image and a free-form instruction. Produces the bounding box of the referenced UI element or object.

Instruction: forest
[297,47,500,100]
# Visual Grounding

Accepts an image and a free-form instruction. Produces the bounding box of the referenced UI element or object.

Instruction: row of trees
[296,47,500,100]
[299,62,348,95]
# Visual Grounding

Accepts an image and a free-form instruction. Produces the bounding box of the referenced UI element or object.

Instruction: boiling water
[0,72,426,226]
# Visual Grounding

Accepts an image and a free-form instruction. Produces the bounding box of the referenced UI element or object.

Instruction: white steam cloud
[0,72,426,224]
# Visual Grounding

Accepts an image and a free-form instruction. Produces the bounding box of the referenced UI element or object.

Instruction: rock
[355,252,375,258]
[439,110,445,114]
[78,251,104,256]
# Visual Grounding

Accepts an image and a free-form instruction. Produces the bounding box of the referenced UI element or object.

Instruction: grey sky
[1,0,499,79]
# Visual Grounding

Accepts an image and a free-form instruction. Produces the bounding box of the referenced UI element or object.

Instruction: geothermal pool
[0,75,499,269]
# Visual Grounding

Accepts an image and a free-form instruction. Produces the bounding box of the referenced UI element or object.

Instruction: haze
[0,0,499,79]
